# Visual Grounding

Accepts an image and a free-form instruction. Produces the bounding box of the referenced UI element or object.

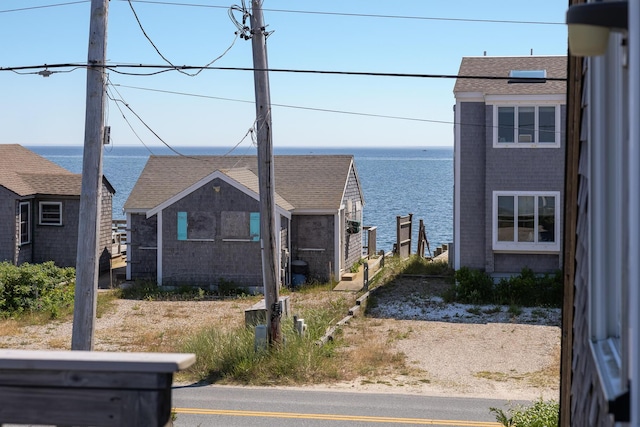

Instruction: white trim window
[19,201,31,245]
[39,202,62,226]
[494,105,561,147]
[492,191,560,252]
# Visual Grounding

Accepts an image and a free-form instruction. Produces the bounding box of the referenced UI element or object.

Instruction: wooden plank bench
[0,349,195,427]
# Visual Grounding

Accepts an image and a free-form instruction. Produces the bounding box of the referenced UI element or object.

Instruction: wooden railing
[0,349,195,426]
[112,219,127,257]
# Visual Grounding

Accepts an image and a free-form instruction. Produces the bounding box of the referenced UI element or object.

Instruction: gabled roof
[124,155,357,213]
[0,145,79,196]
[453,56,567,96]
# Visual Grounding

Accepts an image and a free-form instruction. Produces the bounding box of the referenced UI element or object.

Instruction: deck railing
[111,219,127,257]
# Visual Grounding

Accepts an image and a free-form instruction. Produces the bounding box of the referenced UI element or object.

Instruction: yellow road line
[172,407,501,426]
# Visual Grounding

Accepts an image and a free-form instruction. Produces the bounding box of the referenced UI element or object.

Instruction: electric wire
[106,81,158,155]
[107,79,257,159]
[110,82,562,137]
[0,1,87,14]
[0,62,568,82]
[0,1,564,26]
[115,1,566,26]
[126,0,240,77]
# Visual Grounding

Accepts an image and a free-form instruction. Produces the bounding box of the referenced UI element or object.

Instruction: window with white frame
[495,105,560,146]
[39,202,62,225]
[19,202,30,245]
[493,191,560,252]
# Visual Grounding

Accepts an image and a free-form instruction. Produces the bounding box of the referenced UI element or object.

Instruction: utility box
[244,296,290,326]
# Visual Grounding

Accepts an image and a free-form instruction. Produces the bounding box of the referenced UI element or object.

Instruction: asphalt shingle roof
[0,145,81,196]
[454,56,567,96]
[124,155,356,212]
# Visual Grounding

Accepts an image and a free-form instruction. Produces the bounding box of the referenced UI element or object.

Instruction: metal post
[71,0,108,351]
[250,0,281,344]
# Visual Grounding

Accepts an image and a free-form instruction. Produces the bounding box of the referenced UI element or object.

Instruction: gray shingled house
[123,155,365,291]
[0,144,115,272]
[452,55,567,278]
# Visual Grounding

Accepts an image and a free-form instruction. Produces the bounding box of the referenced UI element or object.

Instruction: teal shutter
[177,211,187,240]
[250,212,260,241]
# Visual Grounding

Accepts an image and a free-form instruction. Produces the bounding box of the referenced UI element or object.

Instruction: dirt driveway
[332,276,561,401]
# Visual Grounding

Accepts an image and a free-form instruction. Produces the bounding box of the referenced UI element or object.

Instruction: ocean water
[30,145,453,254]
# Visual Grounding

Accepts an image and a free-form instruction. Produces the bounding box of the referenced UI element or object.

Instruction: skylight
[508,69,547,83]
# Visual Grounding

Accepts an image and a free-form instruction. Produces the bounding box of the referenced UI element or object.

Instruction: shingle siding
[129,213,157,279]
[32,197,80,268]
[484,105,566,274]
[161,179,263,289]
[343,165,363,270]
[458,102,487,270]
[569,64,615,426]
[99,184,113,272]
[291,214,335,282]
[0,187,15,263]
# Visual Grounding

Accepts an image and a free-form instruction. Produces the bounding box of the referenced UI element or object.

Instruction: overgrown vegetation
[0,261,75,319]
[400,257,454,277]
[179,285,351,385]
[490,399,559,427]
[448,267,562,308]
[119,279,254,301]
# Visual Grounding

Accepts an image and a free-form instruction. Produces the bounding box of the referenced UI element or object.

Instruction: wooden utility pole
[71,0,109,351]
[250,0,281,344]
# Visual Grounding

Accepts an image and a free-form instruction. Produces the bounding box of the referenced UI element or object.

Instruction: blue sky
[0,0,568,148]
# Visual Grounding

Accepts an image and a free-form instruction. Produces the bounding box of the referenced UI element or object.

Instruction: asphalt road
[172,385,523,426]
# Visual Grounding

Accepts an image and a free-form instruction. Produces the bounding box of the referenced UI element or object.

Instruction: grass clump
[179,299,349,385]
[490,398,559,427]
[401,256,454,277]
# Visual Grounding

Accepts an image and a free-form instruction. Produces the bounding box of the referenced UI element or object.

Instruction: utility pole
[72,0,109,351]
[250,0,281,344]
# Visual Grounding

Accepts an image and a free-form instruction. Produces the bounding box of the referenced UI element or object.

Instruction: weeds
[490,398,559,427]
[180,305,343,385]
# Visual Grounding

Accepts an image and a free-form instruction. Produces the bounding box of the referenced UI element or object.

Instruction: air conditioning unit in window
[518,134,533,143]
[346,220,361,234]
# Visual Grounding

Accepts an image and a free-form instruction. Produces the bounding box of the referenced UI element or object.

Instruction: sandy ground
[0,275,560,402]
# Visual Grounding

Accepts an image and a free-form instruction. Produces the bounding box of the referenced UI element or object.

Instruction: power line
[125,0,240,76]
[115,1,564,25]
[106,79,257,158]
[0,0,564,26]
[0,1,87,14]
[112,83,451,124]
[0,62,568,82]
[111,82,564,139]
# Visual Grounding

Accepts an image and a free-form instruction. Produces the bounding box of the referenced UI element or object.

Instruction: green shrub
[453,267,562,308]
[490,398,559,427]
[0,261,75,317]
[453,267,494,304]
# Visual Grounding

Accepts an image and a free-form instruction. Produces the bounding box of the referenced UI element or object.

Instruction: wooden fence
[395,214,413,259]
